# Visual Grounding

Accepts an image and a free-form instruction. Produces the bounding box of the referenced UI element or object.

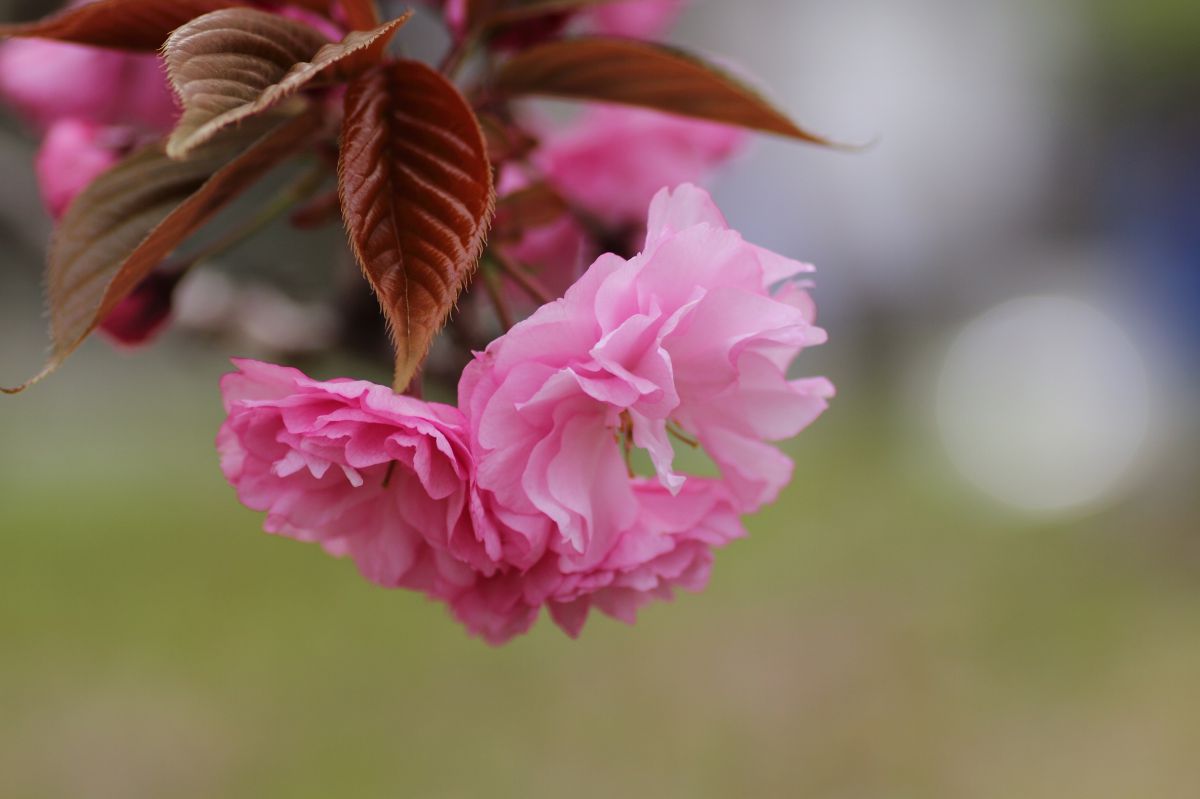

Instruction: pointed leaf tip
[338,61,494,393]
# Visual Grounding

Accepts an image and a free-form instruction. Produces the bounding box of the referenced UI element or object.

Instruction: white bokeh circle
[937,295,1152,513]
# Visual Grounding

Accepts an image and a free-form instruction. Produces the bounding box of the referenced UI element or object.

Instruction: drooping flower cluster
[218,185,833,643]
[1,0,840,642]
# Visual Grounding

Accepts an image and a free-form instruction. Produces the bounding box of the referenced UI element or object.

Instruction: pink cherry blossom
[446,477,745,643]
[217,359,483,593]
[0,38,177,133]
[217,350,768,645]
[586,0,686,38]
[534,104,746,227]
[459,183,833,564]
[34,119,121,219]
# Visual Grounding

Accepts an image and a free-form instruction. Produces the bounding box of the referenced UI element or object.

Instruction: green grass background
[2,342,1197,799]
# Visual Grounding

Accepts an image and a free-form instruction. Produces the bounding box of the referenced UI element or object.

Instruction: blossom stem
[491,250,555,305]
[480,262,515,331]
[619,411,636,478]
[439,30,481,78]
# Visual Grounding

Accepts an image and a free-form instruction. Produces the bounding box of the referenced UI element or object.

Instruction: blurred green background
[2,347,1197,798]
[2,0,1199,797]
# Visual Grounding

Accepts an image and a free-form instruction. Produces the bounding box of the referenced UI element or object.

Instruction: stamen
[619,411,635,478]
[667,421,700,449]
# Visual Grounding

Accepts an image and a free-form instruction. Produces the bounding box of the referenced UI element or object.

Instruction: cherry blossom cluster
[0,0,834,642]
[219,185,832,643]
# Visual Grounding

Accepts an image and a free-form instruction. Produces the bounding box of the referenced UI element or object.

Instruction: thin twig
[480,263,515,331]
[667,421,700,449]
[491,249,555,305]
[439,28,481,77]
[620,412,635,478]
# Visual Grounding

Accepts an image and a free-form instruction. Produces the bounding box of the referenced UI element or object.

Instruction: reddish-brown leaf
[339,61,494,392]
[1,111,318,394]
[340,0,380,30]
[0,0,246,51]
[165,9,408,158]
[466,0,496,27]
[478,113,538,163]
[492,182,568,242]
[285,0,337,12]
[482,0,620,28]
[494,37,839,146]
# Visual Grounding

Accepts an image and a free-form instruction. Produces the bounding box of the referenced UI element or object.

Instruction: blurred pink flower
[441,0,468,38]
[460,183,832,570]
[586,0,685,38]
[0,38,177,133]
[534,105,746,227]
[34,119,121,219]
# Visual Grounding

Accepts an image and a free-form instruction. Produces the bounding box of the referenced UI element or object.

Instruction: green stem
[185,163,328,267]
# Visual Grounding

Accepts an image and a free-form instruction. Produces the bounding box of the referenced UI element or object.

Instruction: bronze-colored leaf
[0,0,246,51]
[494,37,839,146]
[493,182,568,241]
[467,0,496,27]
[285,0,337,12]
[339,61,494,392]
[1,111,318,394]
[478,113,538,163]
[483,0,620,27]
[165,8,408,159]
[340,0,380,30]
